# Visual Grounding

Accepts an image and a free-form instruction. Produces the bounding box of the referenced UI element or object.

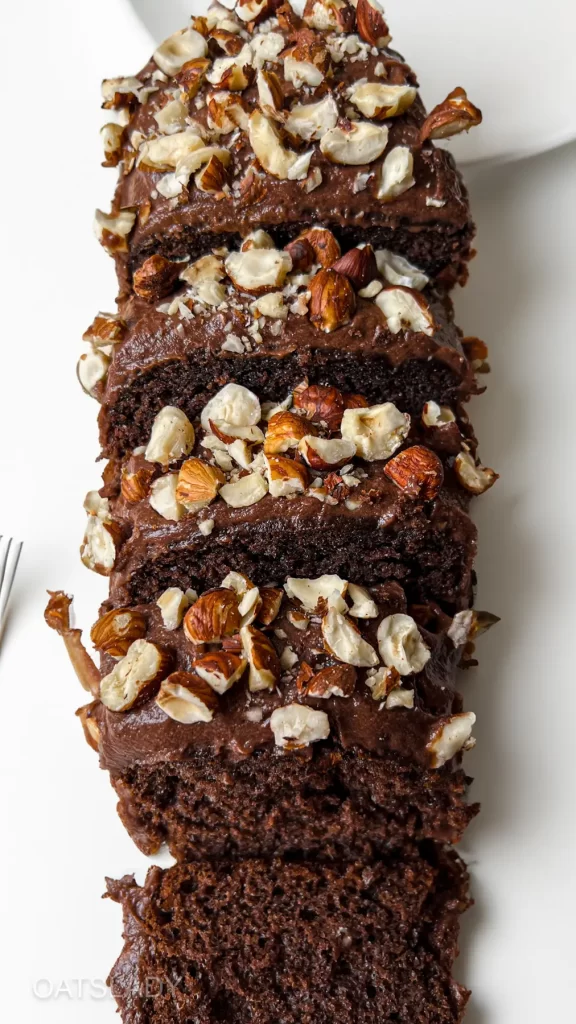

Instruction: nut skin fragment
[183,589,241,644]
[309,269,356,333]
[90,607,147,658]
[420,87,482,143]
[306,663,357,698]
[384,445,444,500]
[44,591,100,697]
[331,245,378,290]
[176,458,226,511]
[133,255,181,302]
[293,383,346,432]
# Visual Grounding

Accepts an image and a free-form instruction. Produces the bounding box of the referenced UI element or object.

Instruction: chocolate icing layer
[105,5,475,283]
[93,585,469,774]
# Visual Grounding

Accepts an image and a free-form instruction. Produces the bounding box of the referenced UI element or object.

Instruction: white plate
[129,0,576,165]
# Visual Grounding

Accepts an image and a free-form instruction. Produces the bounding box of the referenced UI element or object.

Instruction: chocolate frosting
[110,15,473,275]
[93,586,467,774]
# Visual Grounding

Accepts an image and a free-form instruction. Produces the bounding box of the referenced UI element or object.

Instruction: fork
[0,536,23,643]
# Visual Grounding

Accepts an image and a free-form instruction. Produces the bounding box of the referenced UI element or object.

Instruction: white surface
[129,0,576,165]
[1,0,576,1019]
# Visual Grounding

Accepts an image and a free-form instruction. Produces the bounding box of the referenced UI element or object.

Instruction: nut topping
[322,608,379,667]
[195,155,230,194]
[375,286,436,336]
[285,574,348,613]
[145,406,195,466]
[347,583,378,619]
[375,250,429,291]
[157,587,197,630]
[295,227,341,268]
[183,589,241,644]
[264,411,311,455]
[193,651,247,694]
[133,255,181,302]
[80,516,119,575]
[91,608,147,658]
[176,458,226,511]
[454,451,499,495]
[155,671,218,724]
[248,110,312,180]
[341,402,410,461]
[377,146,415,202]
[256,587,284,626]
[177,57,211,100]
[355,0,392,48]
[303,0,355,32]
[153,27,208,76]
[100,640,171,712]
[121,463,156,503]
[320,120,389,165]
[201,383,261,433]
[377,613,430,676]
[422,401,456,428]
[384,445,444,500]
[330,244,377,290]
[149,474,186,521]
[240,625,281,691]
[427,712,477,767]
[298,435,356,470]
[306,663,356,698]
[293,383,346,431]
[266,454,309,496]
[420,87,482,143]
[309,268,356,332]
[219,473,269,507]
[270,703,330,748]
[349,82,417,119]
[77,350,109,398]
[44,592,100,697]
[225,247,293,293]
[94,208,136,254]
[285,94,339,141]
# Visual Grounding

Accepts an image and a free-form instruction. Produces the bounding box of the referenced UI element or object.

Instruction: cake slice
[87,235,478,463]
[81,376,484,610]
[106,847,471,1024]
[45,574,484,860]
[96,1,481,289]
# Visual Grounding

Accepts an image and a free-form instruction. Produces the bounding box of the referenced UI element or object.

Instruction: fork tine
[0,540,22,639]
[0,537,12,598]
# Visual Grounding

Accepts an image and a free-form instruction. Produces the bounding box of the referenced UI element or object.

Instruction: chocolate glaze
[93,586,468,775]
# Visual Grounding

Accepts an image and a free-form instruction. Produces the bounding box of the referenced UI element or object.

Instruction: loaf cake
[106,846,471,1024]
[45,0,493,1019]
[52,573,485,859]
[97,1,481,291]
[86,233,477,462]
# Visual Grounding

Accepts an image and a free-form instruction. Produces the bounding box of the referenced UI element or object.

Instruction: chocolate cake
[106,846,471,1024]
[44,1,495,1017]
[49,572,484,859]
[86,234,477,461]
[97,1,481,289]
[82,376,484,610]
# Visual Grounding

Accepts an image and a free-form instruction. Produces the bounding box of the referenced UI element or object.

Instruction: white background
[0,0,575,1019]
